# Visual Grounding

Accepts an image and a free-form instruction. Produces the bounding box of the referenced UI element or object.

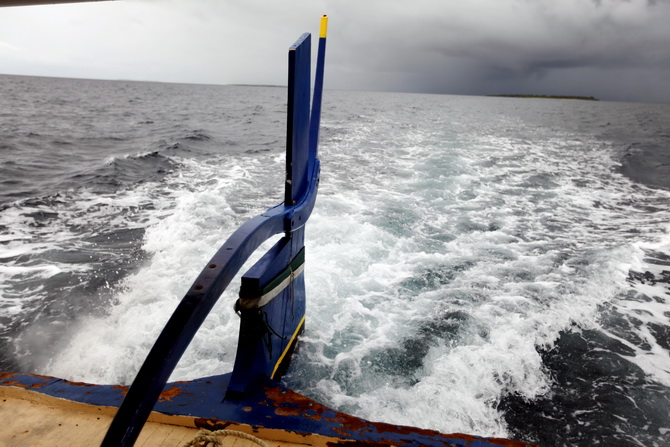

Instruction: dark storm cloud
[324,0,670,102]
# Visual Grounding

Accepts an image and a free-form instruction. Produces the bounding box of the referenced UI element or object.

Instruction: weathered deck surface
[0,386,310,447]
[1,374,538,447]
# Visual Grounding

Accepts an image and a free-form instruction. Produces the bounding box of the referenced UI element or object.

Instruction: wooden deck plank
[0,390,314,447]
[136,421,161,447]
[1,395,107,447]
[153,425,196,447]
[0,395,37,444]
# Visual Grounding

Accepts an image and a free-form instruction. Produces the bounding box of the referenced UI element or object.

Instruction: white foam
[288,99,670,437]
[298,189,643,434]
[602,236,670,386]
[45,151,285,384]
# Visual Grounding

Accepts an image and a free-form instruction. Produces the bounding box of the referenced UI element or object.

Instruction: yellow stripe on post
[271,314,306,380]
[319,15,328,38]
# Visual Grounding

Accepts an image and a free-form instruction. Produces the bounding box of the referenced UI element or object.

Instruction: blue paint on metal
[285,32,312,207]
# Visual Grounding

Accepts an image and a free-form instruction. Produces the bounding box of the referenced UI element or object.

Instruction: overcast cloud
[1,0,669,102]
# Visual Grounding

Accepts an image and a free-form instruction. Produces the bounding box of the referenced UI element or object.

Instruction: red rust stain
[158,385,190,402]
[1,380,31,389]
[273,406,301,417]
[0,372,17,381]
[263,385,537,447]
[264,386,378,433]
[0,372,52,381]
[328,415,371,434]
[0,380,48,389]
[0,372,53,389]
[62,380,97,387]
[331,427,351,438]
[264,386,332,422]
[112,385,129,396]
[194,418,233,431]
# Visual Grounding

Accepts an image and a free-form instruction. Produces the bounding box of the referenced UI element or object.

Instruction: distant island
[488,94,599,101]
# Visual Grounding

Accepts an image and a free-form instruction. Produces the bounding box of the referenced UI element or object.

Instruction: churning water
[1,74,669,446]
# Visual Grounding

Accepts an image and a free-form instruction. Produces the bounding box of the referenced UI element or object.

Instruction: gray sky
[1,0,669,103]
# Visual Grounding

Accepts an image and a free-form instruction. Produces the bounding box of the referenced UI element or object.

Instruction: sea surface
[1,74,669,446]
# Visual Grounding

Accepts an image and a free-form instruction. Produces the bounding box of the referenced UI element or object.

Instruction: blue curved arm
[101,161,319,446]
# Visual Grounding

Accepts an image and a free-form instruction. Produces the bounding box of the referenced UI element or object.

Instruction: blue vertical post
[285,33,312,206]
[227,22,326,396]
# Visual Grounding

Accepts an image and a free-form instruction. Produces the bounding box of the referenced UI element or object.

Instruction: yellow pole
[319,15,328,38]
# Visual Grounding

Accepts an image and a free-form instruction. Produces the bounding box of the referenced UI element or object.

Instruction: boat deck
[1,386,308,447]
[1,372,536,447]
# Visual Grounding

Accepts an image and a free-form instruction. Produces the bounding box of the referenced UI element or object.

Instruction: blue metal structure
[100,19,327,447]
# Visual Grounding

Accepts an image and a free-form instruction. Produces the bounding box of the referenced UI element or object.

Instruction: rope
[182,428,269,447]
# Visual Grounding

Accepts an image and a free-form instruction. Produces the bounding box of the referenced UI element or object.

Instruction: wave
[66,150,179,193]
[620,142,670,190]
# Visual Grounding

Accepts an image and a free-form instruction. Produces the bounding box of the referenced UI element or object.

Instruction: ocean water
[1,74,669,446]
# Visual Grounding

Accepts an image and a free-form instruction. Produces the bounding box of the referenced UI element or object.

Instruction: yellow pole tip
[319,15,328,38]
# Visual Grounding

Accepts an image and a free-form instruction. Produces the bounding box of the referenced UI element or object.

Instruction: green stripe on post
[238,247,306,310]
